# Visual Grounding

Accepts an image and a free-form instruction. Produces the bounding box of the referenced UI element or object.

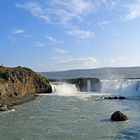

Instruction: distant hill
[40,67,140,80]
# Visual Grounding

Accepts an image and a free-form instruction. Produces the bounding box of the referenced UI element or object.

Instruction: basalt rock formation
[102,96,126,100]
[67,77,101,92]
[0,66,52,108]
[111,111,128,121]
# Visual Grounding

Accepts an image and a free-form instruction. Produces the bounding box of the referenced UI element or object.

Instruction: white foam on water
[0,108,16,115]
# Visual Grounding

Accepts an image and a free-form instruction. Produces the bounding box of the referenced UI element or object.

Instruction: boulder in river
[111,111,128,121]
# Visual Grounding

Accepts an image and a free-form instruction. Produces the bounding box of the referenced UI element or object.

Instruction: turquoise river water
[0,90,140,140]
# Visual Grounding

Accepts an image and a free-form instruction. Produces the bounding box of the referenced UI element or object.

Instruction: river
[0,89,140,140]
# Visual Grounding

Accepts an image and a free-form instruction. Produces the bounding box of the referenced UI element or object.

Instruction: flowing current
[0,79,140,140]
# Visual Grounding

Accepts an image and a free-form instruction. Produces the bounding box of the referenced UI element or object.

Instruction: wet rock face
[68,77,101,92]
[111,111,128,121]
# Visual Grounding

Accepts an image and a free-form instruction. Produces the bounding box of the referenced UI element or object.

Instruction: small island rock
[111,111,128,121]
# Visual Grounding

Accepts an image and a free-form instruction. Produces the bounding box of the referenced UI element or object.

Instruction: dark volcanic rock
[103,96,126,100]
[111,111,128,121]
[0,66,52,108]
[67,77,101,92]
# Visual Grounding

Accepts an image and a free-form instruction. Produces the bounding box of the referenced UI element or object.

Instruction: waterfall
[101,80,140,96]
[51,82,78,96]
[50,79,140,96]
[87,80,91,92]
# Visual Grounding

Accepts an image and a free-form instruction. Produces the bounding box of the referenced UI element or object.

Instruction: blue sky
[1,0,140,72]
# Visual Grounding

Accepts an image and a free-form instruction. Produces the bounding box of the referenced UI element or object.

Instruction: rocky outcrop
[102,96,126,100]
[0,66,52,108]
[111,111,128,121]
[66,77,101,92]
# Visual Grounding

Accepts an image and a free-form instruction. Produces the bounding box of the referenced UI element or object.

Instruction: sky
[1,0,140,72]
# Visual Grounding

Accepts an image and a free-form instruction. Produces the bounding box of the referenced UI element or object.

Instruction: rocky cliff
[0,66,52,107]
[67,77,101,92]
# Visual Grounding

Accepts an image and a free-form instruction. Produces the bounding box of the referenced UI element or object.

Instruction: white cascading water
[101,80,140,96]
[87,80,91,92]
[51,82,78,96]
[50,80,140,97]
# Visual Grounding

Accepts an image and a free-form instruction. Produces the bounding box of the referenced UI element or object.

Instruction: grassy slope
[0,66,52,107]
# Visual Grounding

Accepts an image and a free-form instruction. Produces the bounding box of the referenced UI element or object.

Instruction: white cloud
[16,2,50,23]
[16,0,94,25]
[61,0,94,14]
[102,57,128,66]
[123,0,140,21]
[55,57,98,69]
[46,36,57,42]
[52,0,94,19]
[103,59,115,64]
[46,35,64,44]
[49,0,94,25]
[66,29,94,39]
[54,48,68,54]
[34,41,46,48]
[97,20,111,29]
[11,29,26,34]
[36,56,97,71]
[100,0,118,10]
